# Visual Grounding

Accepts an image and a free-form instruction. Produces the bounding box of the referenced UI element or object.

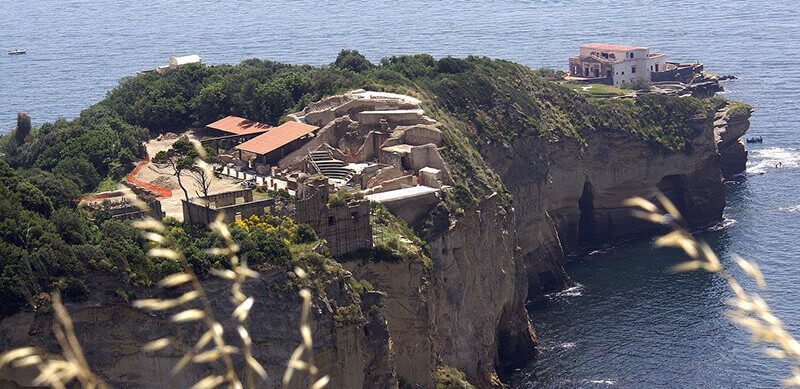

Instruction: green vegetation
[0,159,156,317]
[368,203,430,266]
[3,107,148,193]
[727,100,753,120]
[327,189,365,207]
[333,303,363,325]
[561,82,629,97]
[433,366,474,389]
[348,278,374,296]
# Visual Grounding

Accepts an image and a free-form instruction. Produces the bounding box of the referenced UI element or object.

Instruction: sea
[2,1,799,387]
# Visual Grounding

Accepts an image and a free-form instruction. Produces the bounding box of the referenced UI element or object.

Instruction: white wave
[707,217,737,231]
[779,205,800,213]
[559,342,577,349]
[552,283,585,297]
[584,379,617,386]
[747,147,800,174]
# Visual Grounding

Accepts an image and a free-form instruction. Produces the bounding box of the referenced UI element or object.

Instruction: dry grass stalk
[0,293,108,389]
[133,214,249,388]
[281,267,329,389]
[626,194,800,386]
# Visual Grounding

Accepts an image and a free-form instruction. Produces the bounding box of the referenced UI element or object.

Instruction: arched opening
[578,181,595,247]
[656,175,689,217]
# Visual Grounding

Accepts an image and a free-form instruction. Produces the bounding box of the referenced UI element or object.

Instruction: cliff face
[0,273,398,389]
[344,194,536,388]
[482,110,729,294]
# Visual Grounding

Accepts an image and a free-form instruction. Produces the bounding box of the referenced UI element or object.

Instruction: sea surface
[2,1,799,387]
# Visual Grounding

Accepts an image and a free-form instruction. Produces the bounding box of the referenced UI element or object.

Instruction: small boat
[8,49,26,55]
[746,136,763,143]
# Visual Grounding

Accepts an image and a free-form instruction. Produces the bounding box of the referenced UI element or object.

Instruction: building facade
[568,43,667,86]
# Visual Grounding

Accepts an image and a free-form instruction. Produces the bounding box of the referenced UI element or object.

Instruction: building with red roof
[234,121,319,165]
[568,43,668,86]
[206,116,272,137]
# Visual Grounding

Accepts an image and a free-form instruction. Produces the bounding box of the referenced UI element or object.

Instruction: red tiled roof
[581,43,646,51]
[206,116,272,135]
[235,121,319,155]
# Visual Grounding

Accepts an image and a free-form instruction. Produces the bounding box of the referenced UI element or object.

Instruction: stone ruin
[279,89,453,196]
[81,188,163,221]
[181,189,275,225]
[295,177,372,257]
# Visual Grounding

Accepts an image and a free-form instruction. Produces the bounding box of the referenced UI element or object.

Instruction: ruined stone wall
[296,180,373,257]
[181,189,273,225]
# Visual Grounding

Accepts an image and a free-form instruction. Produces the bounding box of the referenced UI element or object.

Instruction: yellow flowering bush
[234,215,299,243]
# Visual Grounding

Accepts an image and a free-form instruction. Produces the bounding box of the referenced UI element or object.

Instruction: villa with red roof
[568,43,668,86]
[234,121,319,165]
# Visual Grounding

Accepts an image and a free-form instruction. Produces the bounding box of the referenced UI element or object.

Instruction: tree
[3,113,32,158]
[333,49,374,73]
[152,138,198,220]
[186,155,218,224]
[14,113,31,144]
[152,138,217,224]
[54,158,101,191]
[25,169,82,209]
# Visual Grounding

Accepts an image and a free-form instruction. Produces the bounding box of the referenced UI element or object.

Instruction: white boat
[8,49,26,55]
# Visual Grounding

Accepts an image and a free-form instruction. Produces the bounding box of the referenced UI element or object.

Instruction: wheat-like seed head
[628,194,800,386]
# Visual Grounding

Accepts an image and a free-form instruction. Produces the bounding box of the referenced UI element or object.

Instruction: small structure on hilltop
[568,43,708,86]
[138,54,203,75]
[295,177,372,257]
[182,189,275,225]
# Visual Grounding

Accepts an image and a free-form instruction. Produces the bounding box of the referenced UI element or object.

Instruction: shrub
[437,57,470,74]
[295,223,317,244]
[242,229,292,269]
[58,277,89,301]
[434,366,474,389]
[349,278,374,296]
[333,49,374,73]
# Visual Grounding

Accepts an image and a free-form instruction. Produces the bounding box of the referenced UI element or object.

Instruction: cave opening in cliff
[656,175,689,217]
[578,181,596,247]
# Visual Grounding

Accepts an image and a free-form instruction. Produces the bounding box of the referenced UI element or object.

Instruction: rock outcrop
[715,104,753,178]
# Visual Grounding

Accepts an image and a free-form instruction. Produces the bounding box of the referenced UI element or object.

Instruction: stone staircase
[307,149,355,182]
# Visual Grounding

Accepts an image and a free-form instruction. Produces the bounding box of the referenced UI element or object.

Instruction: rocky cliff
[0,272,398,388]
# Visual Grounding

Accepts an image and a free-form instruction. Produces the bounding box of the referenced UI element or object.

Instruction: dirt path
[132,131,241,221]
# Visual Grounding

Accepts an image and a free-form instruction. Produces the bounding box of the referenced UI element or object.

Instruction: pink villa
[568,43,670,85]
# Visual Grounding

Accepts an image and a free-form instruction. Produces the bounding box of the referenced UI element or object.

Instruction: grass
[289,241,320,256]
[433,366,474,389]
[561,82,630,98]
[727,100,753,120]
[88,176,122,194]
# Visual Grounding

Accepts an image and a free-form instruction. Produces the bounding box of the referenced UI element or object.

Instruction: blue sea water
[2,1,799,387]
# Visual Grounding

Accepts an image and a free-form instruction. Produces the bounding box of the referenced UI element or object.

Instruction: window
[629,52,634,59]
[328,216,335,225]
[631,66,636,74]
[621,71,625,75]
